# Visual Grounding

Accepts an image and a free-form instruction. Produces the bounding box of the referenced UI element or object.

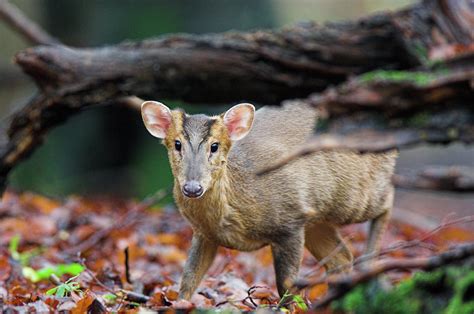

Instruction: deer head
[141,101,255,198]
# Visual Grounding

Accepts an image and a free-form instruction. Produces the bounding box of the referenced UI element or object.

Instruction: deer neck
[175,161,250,230]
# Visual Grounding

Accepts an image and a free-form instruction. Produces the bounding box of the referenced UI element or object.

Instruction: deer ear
[223,103,255,141]
[141,101,172,139]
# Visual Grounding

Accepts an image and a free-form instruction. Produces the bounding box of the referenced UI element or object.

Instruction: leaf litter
[0,190,472,313]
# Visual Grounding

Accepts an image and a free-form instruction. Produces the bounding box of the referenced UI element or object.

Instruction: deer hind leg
[304,223,353,273]
[365,210,390,255]
[366,187,394,255]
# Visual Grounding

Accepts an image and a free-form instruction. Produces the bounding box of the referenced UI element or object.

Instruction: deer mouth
[182,189,204,198]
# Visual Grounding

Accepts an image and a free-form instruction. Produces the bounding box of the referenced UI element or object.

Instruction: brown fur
[145,101,397,299]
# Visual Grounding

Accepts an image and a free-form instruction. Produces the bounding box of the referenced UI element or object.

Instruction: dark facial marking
[180,111,191,142]
[182,114,216,149]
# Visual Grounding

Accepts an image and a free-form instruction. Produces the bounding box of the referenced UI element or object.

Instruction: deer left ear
[223,103,255,141]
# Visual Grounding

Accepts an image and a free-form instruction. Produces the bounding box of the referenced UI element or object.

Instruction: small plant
[276,290,308,311]
[8,234,84,283]
[9,234,41,266]
[9,234,21,260]
[23,263,85,283]
[332,265,474,314]
[359,70,438,86]
[102,293,118,305]
[46,275,82,298]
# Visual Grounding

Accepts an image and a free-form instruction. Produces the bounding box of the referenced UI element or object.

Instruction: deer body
[141,101,396,299]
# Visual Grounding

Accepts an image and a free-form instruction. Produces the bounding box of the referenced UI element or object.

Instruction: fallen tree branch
[393,166,474,192]
[311,243,474,309]
[296,215,474,288]
[0,0,59,45]
[351,215,474,267]
[1,0,472,192]
[258,60,474,175]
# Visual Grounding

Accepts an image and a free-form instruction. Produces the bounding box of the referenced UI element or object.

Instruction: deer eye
[175,140,182,151]
[210,142,219,153]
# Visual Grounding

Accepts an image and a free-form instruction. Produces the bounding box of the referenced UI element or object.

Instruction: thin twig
[63,188,170,255]
[78,258,115,294]
[49,273,61,286]
[353,215,474,267]
[256,132,401,176]
[311,243,474,309]
[242,285,274,309]
[117,289,150,303]
[0,0,60,45]
[79,257,151,305]
[295,215,474,290]
[242,289,258,309]
[124,247,132,285]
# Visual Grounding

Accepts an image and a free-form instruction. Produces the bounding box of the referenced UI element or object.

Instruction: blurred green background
[0,0,423,200]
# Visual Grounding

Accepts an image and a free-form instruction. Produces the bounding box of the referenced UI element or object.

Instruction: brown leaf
[71,293,95,314]
[307,283,328,300]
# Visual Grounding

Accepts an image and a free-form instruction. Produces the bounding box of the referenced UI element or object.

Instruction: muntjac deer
[141,100,397,299]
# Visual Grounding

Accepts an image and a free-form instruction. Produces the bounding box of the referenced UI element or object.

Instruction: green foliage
[336,280,421,314]
[9,235,84,283]
[102,293,118,305]
[9,234,21,261]
[277,290,308,311]
[292,294,308,311]
[23,263,85,283]
[444,270,474,314]
[9,234,41,266]
[46,276,82,298]
[332,265,474,314]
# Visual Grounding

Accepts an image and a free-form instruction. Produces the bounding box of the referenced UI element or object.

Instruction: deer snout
[182,180,204,198]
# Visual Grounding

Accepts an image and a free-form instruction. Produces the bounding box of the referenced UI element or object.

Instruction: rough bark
[11,0,473,104]
[258,57,474,174]
[0,0,473,190]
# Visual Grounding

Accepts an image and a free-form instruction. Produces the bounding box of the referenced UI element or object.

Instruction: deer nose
[183,181,203,198]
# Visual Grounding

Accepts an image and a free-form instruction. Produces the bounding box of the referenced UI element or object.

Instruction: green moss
[445,270,474,314]
[333,280,420,314]
[359,70,438,86]
[332,265,474,314]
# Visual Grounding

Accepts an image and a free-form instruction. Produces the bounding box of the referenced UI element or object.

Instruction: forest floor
[0,190,473,313]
